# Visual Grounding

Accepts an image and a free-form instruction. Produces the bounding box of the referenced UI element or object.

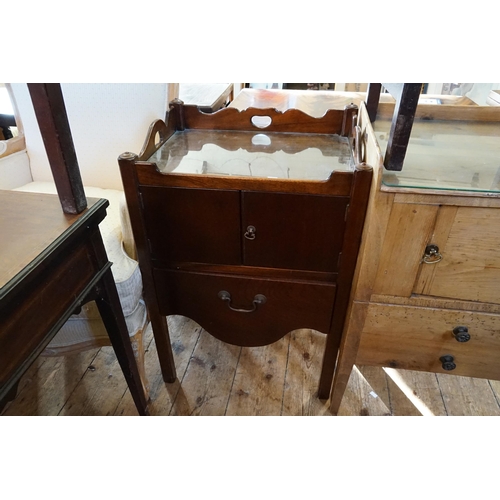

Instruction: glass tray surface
[375,119,500,193]
[147,129,354,180]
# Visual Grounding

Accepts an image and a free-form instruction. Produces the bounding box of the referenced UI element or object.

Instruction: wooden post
[170,98,186,131]
[27,83,87,214]
[366,83,382,122]
[341,104,358,137]
[383,83,422,171]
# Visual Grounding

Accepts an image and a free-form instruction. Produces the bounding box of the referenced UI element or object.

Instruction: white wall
[10,83,169,190]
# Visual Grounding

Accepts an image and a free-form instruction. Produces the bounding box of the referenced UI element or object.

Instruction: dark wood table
[0,190,149,415]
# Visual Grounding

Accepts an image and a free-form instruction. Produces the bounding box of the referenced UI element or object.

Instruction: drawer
[153,269,336,347]
[356,303,500,380]
[0,242,97,387]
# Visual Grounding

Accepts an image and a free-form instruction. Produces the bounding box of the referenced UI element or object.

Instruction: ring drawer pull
[440,355,456,371]
[244,225,256,240]
[452,326,471,343]
[218,290,266,313]
[422,244,443,264]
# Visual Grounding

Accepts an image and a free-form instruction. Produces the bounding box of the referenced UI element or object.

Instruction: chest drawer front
[242,191,348,272]
[153,269,336,347]
[141,186,241,265]
[357,303,500,380]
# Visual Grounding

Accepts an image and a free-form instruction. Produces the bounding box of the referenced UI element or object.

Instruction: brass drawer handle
[218,290,266,313]
[244,225,256,240]
[452,326,471,343]
[440,355,456,371]
[422,244,443,264]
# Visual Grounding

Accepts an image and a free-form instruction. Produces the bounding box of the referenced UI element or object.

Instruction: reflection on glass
[148,129,354,180]
[376,118,500,193]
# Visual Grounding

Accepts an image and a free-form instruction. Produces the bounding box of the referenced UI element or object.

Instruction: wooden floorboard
[58,346,129,416]
[357,365,391,411]
[226,334,291,416]
[3,318,500,416]
[2,350,98,416]
[436,374,500,416]
[170,329,240,416]
[337,365,391,416]
[144,315,203,416]
[384,368,447,416]
[282,330,330,416]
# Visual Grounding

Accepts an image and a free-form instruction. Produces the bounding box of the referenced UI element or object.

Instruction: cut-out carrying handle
[251,115,273,129]
[138,119,170,160]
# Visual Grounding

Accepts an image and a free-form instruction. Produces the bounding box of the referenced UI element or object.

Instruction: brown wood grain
[376,101,500,122]
[413,205,458,296]
[0,243,96,388]
[0,189,149,415]
[425,206,500,304]
[169,329,240,416]
[182,104,346,134]
[5,316,500,416]
[135,161,354,196]
[348,103,393,302]
[357,365,391,410]
[383,368,446,416]
[141,186,241,265]
[27,83,87,214]
[0,190,83,287]
[59,346,129,416]
[318,164,373,399]
[226,336,289,416]
[392,192,500,205]
[151,316,202,416]
[372,202,438,297]
[329,301,369,414]
[1,350,98,416]
[241,191,348,272]
[336,365,391,416]
[369,294,500,314]
[120,95,372,407]
[437,374,500,416]
[282,330,331,416]
[357,303,500,380]
[164,262,337,283]
[154,269,336,347]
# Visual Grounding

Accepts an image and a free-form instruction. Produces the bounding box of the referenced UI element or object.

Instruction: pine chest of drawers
[330,95,500,412]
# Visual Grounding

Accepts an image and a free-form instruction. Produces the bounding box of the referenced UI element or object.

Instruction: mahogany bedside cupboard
[119,99,372,401]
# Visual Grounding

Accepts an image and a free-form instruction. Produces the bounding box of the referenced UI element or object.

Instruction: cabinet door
[241,191,348,272]
[415,206,500,305]
[141,186,241,265]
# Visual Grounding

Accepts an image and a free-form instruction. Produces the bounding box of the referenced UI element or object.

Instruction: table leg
[94,268,150,416]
